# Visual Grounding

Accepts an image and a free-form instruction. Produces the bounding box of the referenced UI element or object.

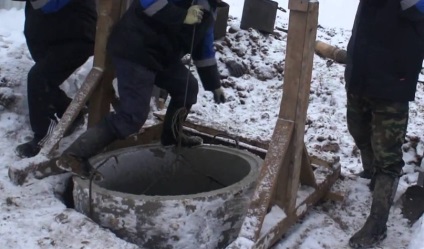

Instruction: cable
[88,155,118,219]
[173,0,199,151]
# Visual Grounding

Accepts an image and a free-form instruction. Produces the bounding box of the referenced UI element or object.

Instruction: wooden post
[87,0,129,127]
[278,0,318,213]
[226,1,341,248]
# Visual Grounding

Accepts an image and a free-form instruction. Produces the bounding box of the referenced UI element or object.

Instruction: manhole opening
[57,177,75,209]
[70,145,262,249]
[93,147,252,196]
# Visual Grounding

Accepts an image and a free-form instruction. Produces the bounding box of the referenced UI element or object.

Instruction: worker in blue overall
[14,0,97,158]
[56,0,227,177]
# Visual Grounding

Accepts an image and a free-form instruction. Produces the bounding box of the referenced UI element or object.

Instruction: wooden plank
[153,112,268,157]
[40,68,104,156]
[324,191,345,202]
[106,123,163,151]
[279,2,319,213]
[182,126,268,158]
[185,121,269,150]
[87,68,115,127]
[237,119,294,241]
[252,162,341,249]
[278,11,307,120]
[8,123,162,185]
[184,120,269,150]
[300,144,317,187]
[8,156,63,185]
[92,0,124,69]
[273,139,293,209]
[153,112,270,150]
[288,0,309,12]
[88,0,125,127]
[153,113,269,150]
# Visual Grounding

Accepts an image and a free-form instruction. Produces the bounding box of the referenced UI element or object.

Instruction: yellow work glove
[184,5,204,25]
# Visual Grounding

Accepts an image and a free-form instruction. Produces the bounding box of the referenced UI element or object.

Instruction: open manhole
[73,144,262,249]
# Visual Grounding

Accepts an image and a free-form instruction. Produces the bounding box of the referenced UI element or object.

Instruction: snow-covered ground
[1,0,424,248]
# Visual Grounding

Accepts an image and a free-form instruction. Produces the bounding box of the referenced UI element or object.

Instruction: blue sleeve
[29,0,71,13]
[140,0,157,8]
[138,0,187,28]
[401,0,424,21]
[193,25,217,68]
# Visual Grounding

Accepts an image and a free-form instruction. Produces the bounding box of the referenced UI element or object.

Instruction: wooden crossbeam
[251,161,341,249]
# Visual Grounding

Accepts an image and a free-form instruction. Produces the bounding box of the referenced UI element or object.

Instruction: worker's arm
[193,25,220,90]
[192,25,226,104]
[29,0,71,13]
[401,0,424,21]
[139,0,189,27]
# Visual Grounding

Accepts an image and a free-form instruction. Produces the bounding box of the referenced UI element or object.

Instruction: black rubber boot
[356,170,373,179]
[369,174,377,192]
[161,104,202,147]
[356,147,374,179]
[56,120,116,178]
[15,136,43,158]
[15,111,86,159]
[349,173,399,248]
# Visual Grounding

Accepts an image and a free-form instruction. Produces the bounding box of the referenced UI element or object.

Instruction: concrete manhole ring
[73,144,262,249]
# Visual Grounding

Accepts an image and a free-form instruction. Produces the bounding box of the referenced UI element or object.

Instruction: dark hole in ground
[57,132,264,205]
[56,177,75,209]
[94,146,252,196]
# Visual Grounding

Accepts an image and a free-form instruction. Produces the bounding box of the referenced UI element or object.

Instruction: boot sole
[349,232,387,249]
[55,159,104,181]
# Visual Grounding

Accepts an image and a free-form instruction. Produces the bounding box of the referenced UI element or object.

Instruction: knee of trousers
[376,161,404,177]
[27,65,47,92]
[105,112,147,139]
[347,122,371,146]
[172,78,199,107]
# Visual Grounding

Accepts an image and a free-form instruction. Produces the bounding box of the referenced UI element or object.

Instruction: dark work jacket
[107,0,218,74]
[23,0,97,48]
[345,0,424,102]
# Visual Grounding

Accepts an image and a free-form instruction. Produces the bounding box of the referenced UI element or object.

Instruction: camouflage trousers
[346,94,409,176]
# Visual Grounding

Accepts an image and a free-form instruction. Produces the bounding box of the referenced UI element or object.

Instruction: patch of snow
[0,1,423,249]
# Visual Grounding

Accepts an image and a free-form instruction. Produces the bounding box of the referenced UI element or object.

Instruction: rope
[88,155,118,219]
[183,0,198,109]
[172,0,199,152]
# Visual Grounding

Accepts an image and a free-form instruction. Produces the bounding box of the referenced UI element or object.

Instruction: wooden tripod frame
[9,3,341,249]
[227,1,341,248]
